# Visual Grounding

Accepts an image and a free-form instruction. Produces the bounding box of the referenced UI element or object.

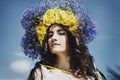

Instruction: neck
[55,54,70,71]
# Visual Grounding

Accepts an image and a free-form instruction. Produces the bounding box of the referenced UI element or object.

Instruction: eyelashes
[47,30,66,38]
[47,32,53,38]
[59,31,66,35]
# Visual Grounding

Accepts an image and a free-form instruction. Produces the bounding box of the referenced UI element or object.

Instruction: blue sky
[0,0,120,80]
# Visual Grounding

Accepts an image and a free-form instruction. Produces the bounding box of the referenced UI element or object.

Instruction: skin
[48,24,69,56]
[47,24,87,80]
[47,24,70,70]
[34,24,87,80]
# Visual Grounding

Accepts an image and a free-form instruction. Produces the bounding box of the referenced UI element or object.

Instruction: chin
[51,49,65,54]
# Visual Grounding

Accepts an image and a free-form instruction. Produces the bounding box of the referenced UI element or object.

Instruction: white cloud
[10,60,31,73]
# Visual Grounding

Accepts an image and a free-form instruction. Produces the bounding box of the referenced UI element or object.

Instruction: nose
[51,33,58,42]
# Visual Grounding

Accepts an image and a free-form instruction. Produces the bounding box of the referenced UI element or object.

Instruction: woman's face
[48,24,69,55]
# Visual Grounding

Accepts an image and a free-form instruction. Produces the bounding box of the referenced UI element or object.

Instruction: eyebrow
[48,29,65,33]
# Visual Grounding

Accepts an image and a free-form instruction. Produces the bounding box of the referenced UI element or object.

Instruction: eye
[48,32,53,38]
[58,30,66,35]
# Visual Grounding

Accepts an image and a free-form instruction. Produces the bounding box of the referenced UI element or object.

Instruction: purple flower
[20,0,97,60]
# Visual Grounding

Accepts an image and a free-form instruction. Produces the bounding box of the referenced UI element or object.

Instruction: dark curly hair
[39,24,96,78]
[27,24,106,80]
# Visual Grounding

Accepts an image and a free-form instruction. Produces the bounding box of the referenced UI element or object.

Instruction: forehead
[49,24,63,31]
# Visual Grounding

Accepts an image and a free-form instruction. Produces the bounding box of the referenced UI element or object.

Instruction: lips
[52,43,60,46]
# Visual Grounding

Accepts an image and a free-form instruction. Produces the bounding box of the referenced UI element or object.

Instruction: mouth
[52,43,60,46]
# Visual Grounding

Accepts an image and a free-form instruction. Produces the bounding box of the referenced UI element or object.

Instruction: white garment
[41,65,95,80]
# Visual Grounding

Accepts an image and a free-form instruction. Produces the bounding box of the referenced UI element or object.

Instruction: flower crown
[36,8,79,46]
[20,0,97,60]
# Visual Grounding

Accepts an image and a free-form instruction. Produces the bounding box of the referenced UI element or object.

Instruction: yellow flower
[36,8,80,46]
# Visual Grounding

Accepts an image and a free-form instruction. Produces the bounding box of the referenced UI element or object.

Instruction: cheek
[61,36,68,46]
[48,39,51,47]
[61,38,66,44]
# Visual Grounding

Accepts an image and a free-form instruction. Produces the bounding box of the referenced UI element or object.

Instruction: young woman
[20,0,106,80]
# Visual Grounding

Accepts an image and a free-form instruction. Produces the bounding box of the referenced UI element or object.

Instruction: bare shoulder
[27,61,44,80]
[34,68,42,80]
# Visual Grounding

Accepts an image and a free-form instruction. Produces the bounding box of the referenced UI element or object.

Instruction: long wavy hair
[40,24,97,78]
